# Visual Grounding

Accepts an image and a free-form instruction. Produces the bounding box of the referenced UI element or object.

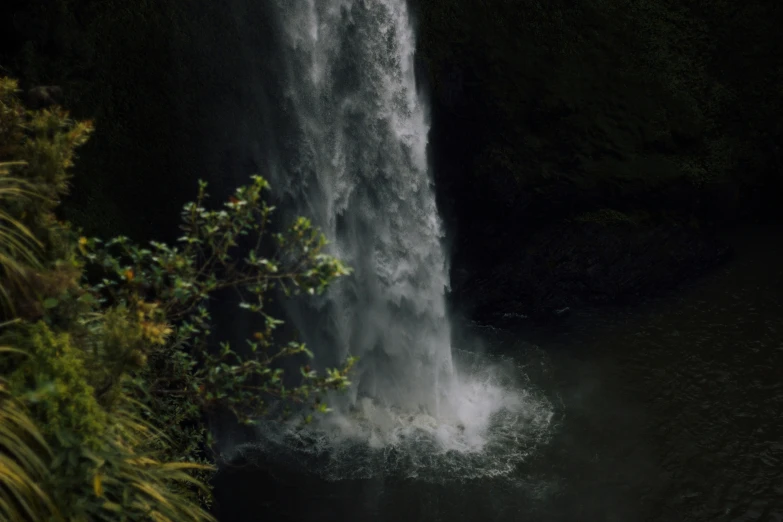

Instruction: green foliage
[8,323,108,447]
[3,323,215,522]
[82,174,354,425]
[0,367,59,522]
[0,164,42,313]
[0,77,93,234]
[0,78,44,313]
[0,76,92,318]
[0,74,356,519]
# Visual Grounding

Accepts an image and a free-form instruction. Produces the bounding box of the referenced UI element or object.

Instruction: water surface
[213,226,783,522]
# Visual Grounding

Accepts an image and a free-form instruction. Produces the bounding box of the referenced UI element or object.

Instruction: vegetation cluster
[0,76,353,521]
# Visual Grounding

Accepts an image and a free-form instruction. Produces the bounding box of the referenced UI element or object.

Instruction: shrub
[0,74,355,519]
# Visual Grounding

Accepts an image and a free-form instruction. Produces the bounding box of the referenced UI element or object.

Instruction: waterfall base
[230,351,554,482]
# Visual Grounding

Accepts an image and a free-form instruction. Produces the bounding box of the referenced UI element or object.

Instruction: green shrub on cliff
[3,323,215,522]
[0,75,354,519]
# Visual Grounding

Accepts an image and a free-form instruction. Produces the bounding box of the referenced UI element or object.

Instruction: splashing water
[237,0,553,479]
[243,352,554,481]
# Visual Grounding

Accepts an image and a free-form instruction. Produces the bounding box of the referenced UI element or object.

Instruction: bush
[0,75,355,520]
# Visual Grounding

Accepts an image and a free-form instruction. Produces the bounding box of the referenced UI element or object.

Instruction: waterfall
[239,0,553,480]
[268,0,454,416]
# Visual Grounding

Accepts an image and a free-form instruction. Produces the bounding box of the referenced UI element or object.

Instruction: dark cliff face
[414,0,783,324]
[2,0,781,326]
[0,0,289,243]
[417,0,783,223]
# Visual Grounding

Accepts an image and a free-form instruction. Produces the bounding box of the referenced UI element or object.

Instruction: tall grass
[0,163,43,315]
[0,362,60,522]
[0,75,216,521]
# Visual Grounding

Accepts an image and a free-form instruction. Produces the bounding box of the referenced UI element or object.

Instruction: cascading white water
[243,0,553,479]
[271,0,454,419]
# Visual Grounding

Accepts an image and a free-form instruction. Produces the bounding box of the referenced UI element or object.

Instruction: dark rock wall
[415,0,783,323]
[2,0,781,324]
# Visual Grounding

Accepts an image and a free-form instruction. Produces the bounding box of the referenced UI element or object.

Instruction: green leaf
[42,298,58,309]
[102,501,123,512]
[77,293,97,305]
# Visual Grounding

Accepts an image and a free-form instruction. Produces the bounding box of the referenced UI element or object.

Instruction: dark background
[1,0,781,326]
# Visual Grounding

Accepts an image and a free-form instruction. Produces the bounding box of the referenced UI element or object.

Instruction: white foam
[238,352,554,482]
